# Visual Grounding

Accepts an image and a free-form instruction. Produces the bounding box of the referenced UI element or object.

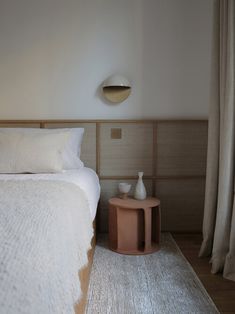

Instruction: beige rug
[86,233,219,314]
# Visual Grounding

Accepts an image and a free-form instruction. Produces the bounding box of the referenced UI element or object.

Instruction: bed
[0,128,100,314]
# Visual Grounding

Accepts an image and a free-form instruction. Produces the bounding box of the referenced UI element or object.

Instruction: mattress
[0,167,100,220]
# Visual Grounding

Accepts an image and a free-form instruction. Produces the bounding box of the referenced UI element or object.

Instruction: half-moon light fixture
[102,75,131,103]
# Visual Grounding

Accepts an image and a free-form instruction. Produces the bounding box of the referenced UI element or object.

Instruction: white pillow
[0,128,84,170]
[59,128,84,169]
[0,131,70,173]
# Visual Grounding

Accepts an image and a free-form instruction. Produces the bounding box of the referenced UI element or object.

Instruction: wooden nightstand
[109,197,161,255]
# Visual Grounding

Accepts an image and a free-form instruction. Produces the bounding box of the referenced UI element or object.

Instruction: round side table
[109,197,161,255]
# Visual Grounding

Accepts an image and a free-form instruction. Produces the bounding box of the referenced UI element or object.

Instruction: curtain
[199,0,235,281]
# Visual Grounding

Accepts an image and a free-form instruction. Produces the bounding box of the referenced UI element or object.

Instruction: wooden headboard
[0,119,208,232]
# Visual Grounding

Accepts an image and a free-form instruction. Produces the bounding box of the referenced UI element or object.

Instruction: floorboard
[173,233,235,314]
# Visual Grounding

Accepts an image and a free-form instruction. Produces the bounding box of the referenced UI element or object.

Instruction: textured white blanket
[0,180,93,314]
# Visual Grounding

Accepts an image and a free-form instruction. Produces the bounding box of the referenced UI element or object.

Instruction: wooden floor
[173,233,235,314]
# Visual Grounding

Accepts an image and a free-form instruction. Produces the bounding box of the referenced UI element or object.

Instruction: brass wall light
[102,75,131,103]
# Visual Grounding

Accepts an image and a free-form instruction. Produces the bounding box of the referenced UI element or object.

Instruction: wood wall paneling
[156,178,205,232]
[0,123,40,128]
[156,121,208,177]
[100,123,154,176]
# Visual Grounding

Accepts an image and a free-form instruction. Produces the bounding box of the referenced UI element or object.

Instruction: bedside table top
[109,197,160,209]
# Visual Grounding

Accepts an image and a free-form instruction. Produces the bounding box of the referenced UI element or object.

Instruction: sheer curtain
[199,0,235,281]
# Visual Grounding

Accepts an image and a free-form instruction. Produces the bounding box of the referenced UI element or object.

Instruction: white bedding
[0,167,100,220]
[0,179,93,314]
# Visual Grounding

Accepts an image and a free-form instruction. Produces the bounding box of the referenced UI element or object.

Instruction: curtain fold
[199,0,235,281]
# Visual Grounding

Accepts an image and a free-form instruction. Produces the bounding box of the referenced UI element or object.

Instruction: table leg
[143,207,152,252]
[109,205,118,251]
[155,205,161,244]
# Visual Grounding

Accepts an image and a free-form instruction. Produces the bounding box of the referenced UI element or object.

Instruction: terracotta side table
[109,197,161,255]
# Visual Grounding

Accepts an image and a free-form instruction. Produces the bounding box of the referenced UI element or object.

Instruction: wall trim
[0,119,208,123]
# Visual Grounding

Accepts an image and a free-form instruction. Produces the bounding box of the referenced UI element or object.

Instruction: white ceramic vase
[134,172,147,200]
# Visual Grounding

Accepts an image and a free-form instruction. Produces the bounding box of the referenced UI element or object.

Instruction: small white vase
[134,172,147,200]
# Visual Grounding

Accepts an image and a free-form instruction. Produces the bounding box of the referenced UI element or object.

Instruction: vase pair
[118,172,146,200]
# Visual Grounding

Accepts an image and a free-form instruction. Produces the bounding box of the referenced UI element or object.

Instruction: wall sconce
[102,75,131,103]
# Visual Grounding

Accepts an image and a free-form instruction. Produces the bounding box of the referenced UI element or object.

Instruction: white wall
[0,0,213,119]
[142,0,213,118]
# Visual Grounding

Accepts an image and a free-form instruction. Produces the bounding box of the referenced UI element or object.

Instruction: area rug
[86,233,219,314]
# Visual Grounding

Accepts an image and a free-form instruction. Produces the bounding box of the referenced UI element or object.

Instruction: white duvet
[0,179,93,314]
[0,167,100,220]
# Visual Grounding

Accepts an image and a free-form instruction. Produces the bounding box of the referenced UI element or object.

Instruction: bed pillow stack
[0,128,84,173]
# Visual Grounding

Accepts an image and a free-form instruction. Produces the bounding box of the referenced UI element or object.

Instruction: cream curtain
[199,0,235,281]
